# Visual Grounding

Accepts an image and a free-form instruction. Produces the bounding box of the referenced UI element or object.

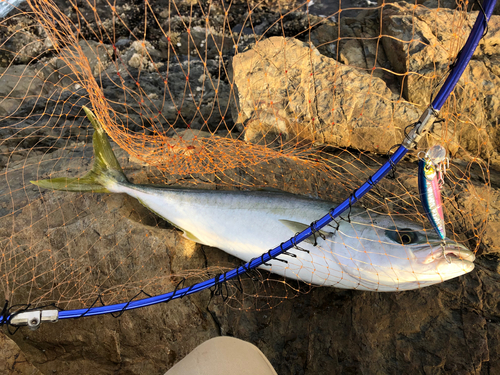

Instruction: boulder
[381,3,500,164]
[231,36,420,153]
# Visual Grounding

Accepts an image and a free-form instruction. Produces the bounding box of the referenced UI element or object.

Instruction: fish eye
[385,227,419,245]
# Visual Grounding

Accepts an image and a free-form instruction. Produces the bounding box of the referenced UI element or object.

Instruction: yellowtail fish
[31,108,475,292]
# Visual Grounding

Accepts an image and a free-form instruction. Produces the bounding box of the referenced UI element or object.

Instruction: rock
[125,40,163,71]
[211,254,500,374]
[0,64,51,117]
[54,40,114,87]
[378,0,500,16]
[178,26,234,60]
[309,10,400,95]
[102,59,230,132]
[0,28,46,67]
[231,36,419,153]
[0,332,43,375]
[0,13,49,67]
[0,144,8,168]
[0,145,222,374]
[381,4,500,164]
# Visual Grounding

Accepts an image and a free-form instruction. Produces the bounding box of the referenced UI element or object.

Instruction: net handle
[432,1,493,110]
[2,0,497,325]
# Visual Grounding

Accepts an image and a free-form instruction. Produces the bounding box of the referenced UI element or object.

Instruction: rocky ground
[1,0,500,374]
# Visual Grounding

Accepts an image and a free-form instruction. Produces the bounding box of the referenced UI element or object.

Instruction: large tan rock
[382,3,500,164]
[231,36,419,153]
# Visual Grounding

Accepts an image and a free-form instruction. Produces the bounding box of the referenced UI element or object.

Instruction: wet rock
[54,40,114,87]
[0,29,47,66]
[102,58,230,132]
[0,64,51,117]
[178,26,234,60]
[0,12,49,67]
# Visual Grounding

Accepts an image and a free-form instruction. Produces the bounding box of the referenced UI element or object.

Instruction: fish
[0,0,24,19]
[31,107,475,292]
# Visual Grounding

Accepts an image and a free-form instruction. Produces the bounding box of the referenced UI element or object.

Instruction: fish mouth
[442,243,475,263]
[421,242,475,265]
[423,242,476,276]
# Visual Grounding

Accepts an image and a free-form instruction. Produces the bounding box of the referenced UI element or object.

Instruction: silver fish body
[32,107,475,292]
[110,182,475,291]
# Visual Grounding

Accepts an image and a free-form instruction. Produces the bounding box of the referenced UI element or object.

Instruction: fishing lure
[418,145,449,241]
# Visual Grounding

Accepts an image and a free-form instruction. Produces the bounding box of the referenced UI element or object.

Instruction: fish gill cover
[0,0,497,372]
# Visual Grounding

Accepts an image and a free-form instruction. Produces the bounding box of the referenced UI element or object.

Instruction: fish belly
[115,184,371,289]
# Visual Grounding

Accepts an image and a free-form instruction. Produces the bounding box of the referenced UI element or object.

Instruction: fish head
[336,214,475,291]
[406,234,475,276]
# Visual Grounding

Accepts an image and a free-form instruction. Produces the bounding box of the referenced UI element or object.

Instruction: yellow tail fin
[31,107,128,193]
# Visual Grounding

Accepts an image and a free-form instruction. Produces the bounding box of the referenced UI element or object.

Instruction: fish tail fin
[31,106,129,193]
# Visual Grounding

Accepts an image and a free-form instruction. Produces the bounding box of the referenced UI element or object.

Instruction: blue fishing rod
[2,0,496,328]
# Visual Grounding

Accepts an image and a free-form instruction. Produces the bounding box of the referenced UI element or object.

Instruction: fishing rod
[2,0,497,328]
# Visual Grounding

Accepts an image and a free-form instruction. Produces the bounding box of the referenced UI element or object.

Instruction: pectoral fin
[182,230,202,243]
[279,219,333,245]
[136,198,202,244]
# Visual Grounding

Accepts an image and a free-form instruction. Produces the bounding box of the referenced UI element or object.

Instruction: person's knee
[165,336,277,375]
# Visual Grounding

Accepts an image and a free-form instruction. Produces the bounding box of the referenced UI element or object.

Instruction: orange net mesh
[0,0,493,313]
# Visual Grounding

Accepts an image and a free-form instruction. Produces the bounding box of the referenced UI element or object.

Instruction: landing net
[0,0,495,323]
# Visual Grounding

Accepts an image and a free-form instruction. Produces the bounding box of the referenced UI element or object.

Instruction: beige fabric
[165,336,278,375]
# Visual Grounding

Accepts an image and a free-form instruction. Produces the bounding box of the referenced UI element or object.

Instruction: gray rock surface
[0,64,51,117]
